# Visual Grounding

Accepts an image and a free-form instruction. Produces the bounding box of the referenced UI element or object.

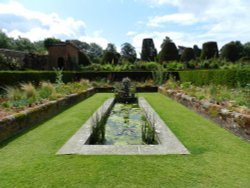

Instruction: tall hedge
[141,38,157,61]
[201,41,219,60]
[0,71,78,87]
[159,42,179,63]
[179,69,250,87]
[0,71,155,88]
[181,48,195,62]
[220,41,243,62]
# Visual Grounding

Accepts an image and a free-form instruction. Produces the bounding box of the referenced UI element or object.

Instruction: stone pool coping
[57,97,190,155]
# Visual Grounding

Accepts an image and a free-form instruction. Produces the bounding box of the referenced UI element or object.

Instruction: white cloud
[0,1,86,41]
[126,31,137,36]
[79,32,109,49]
[147,0,180,6]
[139,0,250,49]
[0,1,110,47]
[147,13,197,27]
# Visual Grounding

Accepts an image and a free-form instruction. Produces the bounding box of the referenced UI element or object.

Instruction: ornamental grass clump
[20,82,37,99]
[39,81,56,99]
[4,86,22,101]
[20,82,38,106]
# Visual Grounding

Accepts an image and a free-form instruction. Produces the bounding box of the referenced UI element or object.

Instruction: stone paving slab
[57,97,190,155]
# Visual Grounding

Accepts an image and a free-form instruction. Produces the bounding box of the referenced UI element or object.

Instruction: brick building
[48,41,90,70]
[0,41,90,70]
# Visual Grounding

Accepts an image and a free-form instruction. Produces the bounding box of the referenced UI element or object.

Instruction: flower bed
[0,88,95,143]
[158,86,250,140]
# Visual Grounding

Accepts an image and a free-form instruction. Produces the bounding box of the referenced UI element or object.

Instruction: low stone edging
[158,86,250,141]
[58,97,189,155]
[0,88,96,143]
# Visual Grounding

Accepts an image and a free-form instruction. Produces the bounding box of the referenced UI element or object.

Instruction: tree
[14,37,35,52]
[160,36,172,48]
[181,48,195,62]
[220,41,244,62]
[120,42,137,63]
[0,31,11,48]
[88,43,103,63]
[141,38,157,61]
[243,42,250,59]
[33,40,47,55]
[102,43,120,64]
[106,43,117,53]
[44,37,61,50]
[193,45,201,59]
[159,37,179,63]
[201,41,218,59]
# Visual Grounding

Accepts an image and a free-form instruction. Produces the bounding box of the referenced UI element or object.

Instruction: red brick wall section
[48,44,79,70]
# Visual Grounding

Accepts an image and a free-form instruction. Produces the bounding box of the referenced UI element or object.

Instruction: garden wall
[0,88,95,143]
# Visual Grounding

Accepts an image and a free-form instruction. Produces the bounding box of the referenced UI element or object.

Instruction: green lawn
[0,93,249,188]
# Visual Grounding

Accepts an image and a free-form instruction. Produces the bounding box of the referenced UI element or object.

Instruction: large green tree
[220,41,244,62]
[181,48,195,62]
[0,31,11,48]
[14,37,35,52]
[159,37,179,63]
[44,37,61,50]
[201,41,219,59]
[193,45,201,59]
[243,42,250,59]
[141,38,157,61]
[102,43,120,64]
[120,42,137,63]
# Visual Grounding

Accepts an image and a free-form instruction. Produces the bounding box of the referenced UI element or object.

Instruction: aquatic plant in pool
[89,102,157,145]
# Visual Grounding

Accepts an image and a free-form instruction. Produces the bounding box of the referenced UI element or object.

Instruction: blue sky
[0,0,250,54]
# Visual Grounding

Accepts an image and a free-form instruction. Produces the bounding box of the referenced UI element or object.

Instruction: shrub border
[0,88,96,143]
[158,86,250,141]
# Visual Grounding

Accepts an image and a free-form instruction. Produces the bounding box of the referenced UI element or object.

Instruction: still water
[104,103,147,145]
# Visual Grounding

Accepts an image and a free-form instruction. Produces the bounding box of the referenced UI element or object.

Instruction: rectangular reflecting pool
[57,97,190,155]
[88,102,158,145]
[104,103,149,145]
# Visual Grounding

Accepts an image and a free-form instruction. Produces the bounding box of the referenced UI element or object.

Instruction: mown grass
[0,93,249,188]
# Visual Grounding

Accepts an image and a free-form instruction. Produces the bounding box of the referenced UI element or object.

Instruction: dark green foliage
[102,43,120,64]
[88,43,103,63]
[159,37,179,63]
[220,41,244,62]
[141,38,157,61]
[179,69,250,87]
[243,42,250,59]
[14,37,35,52]
[0,71,154,88]
[44,37,61,49]
[0,53,21,70]
[142,121,156,144]
[78,51,91,66]
[201,41,219,59]
[0,31,11,48]
[181,48,195,62]
[121,42,137,63]
[68,40,103,64]
[193,45,201,58]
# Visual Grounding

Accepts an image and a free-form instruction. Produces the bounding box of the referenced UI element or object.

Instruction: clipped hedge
[0,71,79,87]
[179,69,250,87]
[0,71,155,88]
